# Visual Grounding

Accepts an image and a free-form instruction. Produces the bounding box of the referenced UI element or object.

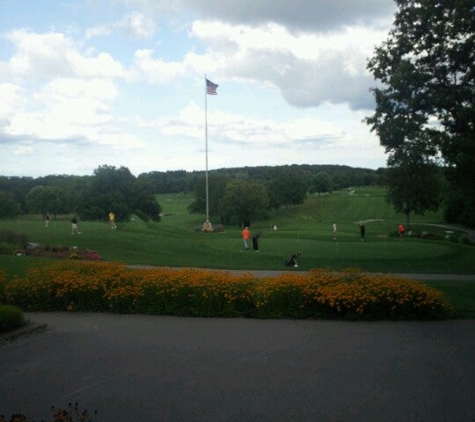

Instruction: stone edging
[0,322,48,345]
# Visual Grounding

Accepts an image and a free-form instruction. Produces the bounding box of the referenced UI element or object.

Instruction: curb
[0,322,48,345]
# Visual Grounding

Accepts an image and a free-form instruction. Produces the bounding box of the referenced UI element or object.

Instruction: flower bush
[4,262,456,320]
[13,245,102,261]
[0,402,97,422]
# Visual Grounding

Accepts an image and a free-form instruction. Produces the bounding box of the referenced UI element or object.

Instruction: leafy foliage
[267,167,308,209]
[187,173,230,217]
[3,262,456,320]
[219,179,270,226]
[77,165,161,222]
[25,185,69,215]
[385,144,443,226]
[0,304,25,332]
[0,190,21,217]
[366,0,475,226]
[309,172,333,195]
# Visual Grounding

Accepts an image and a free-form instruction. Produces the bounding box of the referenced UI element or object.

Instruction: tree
[267,167,308,209]
[219,179,270,226]
[25,186,68,215]
[366,0,475,226]
[188,173,230,217]
[385,144,443,227]
[78,165,161,222]
[309,172,332,195]
[0,190,21,217]
[331,172,351,191]
[131,180,162,222]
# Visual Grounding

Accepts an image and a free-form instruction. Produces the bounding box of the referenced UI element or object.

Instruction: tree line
[0,164,378,225]
[366,0,474,227]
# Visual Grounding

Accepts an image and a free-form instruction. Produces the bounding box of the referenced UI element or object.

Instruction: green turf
[0,187,473,274]
[1,187,474,318]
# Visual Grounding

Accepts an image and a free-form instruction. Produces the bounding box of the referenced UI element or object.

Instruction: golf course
[1,186,474,318]
[1,187,474,273]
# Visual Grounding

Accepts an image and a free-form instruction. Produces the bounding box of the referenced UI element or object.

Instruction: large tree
[385,144,443,227]
[187,173,231,217]
[309,172,332,195]
[219,179,270,226]
[366,0,475,226]
[78,165,161,222]
[267,167,308,209]
[25,186,69,215]
[0,190,21,217]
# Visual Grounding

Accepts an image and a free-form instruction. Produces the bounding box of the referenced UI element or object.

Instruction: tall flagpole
[204,75,210,226]
[203,76,217,232]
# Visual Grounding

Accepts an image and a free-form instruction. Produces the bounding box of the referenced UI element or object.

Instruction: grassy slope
[0,187,474,275]
[1,187,474,317]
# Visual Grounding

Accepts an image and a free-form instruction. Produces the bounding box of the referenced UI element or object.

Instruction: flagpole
[204,75,210,225]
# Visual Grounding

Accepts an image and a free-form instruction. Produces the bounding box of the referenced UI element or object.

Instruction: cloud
[131,49,187,82]
[85,11,156,40]
[188,20,386,109]
[114,0,396,32]
[155,101,349,149]
[0,0,391,176]
[123,11,157,38]
[0,83,23,119]
[3,30,130,81]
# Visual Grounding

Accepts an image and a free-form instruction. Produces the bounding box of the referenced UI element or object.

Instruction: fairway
[0,188,474,275]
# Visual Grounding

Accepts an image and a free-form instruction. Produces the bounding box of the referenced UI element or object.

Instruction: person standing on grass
[71,215,80,234]
[359,222,366,241]
[332,223,337,240]
[398,223,405,238]
[109,211,117,229]
[241,226,250,250]
[251,231,262,252]
[45,212,51,229]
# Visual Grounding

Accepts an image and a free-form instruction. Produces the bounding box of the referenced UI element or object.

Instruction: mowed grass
[0,187,474,275]
[1,187,474,317]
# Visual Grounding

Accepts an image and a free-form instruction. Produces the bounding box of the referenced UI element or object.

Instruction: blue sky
[0,0,397,177]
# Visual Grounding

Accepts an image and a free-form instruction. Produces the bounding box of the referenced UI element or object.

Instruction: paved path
[130,265,475,281]
[1,312,475,422]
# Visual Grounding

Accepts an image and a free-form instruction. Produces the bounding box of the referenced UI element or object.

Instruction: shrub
[459,234,473,245]
[0,229,28,250]
[0,304,26,332]
[3,262,456,321]
[0,242,16,255]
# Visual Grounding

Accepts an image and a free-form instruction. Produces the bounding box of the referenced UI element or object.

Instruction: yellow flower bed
[2,262,456,320]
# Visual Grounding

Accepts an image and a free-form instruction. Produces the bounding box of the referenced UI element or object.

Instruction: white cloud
[155,101,351,150]
[0,0,393,176]
[0,83,22,119]
[123,11,157,38]
[4,30,130,81]
[13,145,35,155]
[131,49,187,82]
[188,20,388,109]
[85,11,156,40]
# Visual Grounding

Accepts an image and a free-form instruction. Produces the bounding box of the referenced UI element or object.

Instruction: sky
[0,0,398,178]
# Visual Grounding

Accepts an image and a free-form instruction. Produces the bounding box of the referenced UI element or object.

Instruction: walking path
[129,265,475,281]
[2,265,474,420]
[1,312,475,422]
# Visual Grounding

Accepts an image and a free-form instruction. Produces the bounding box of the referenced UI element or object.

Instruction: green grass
[0,187,474,318]
[0,187,474,274]
[424,281,475,319]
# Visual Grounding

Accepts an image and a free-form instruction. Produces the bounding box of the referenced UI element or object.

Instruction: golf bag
[285,251,302,267]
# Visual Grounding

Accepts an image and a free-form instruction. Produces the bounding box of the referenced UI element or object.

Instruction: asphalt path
[129,265,475,282]
[1,312,475,422]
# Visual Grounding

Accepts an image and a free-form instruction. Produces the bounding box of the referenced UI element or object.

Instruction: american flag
[206,78,218,95]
